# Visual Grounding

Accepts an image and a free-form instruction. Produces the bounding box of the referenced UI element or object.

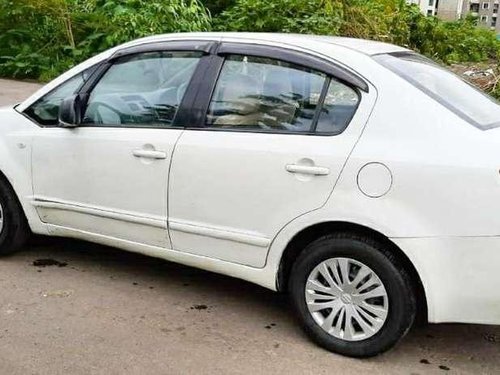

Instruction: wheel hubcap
[305,257,389,342]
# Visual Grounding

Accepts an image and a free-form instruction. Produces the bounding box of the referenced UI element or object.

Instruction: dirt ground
[0,79,499,374]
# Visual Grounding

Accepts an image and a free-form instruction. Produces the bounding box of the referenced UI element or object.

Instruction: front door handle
[285,164,330,176]
[132,149,167,160]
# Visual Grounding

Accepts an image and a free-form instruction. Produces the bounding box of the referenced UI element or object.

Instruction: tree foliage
[216,0,500,64]
[214,0,344,34]
[0,0,211,80]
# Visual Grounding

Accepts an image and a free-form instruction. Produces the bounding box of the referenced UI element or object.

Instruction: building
[407,0,439,16]
[436,0,464,20]
[462,0,500,33]
[408,0,500,35]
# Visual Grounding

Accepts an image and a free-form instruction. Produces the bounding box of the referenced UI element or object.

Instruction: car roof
[127,32,410,56]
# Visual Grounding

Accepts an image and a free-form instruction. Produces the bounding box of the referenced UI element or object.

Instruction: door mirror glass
[58,94,82,128]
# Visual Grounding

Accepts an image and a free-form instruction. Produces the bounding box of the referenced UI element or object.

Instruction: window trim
[217,43,368,93]
[109,40,215,60]
[184,43,363,137]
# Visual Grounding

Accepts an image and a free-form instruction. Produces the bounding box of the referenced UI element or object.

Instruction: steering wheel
[86,101,123,125]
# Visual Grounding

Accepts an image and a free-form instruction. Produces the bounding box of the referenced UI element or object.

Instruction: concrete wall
[437,0,464,20]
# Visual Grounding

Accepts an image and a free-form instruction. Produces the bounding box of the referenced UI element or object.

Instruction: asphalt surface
[0,78,499,374]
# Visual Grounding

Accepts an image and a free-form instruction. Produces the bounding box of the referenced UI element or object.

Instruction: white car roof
[126,32,410,56]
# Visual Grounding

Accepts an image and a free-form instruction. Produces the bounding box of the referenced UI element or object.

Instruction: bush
[214,0,344,34]
[0,0,211,81]
[215,0,500,64]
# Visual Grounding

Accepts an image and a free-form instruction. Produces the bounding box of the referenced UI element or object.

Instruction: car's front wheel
[0,177,29,255]
[289,233,416,357]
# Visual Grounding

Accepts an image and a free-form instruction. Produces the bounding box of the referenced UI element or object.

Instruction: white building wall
[406,0,438,16]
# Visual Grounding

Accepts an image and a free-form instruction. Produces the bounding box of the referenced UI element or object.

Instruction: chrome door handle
[285,164,330,176]
[132,149,167,160]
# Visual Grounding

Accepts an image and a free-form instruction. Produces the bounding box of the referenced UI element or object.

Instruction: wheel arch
[276,221,428,323]
[0,168,31,228]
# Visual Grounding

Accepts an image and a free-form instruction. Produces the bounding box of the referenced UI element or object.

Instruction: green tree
[214,0,344,34]
[0,0,211,80]
[202,0,235,16]
[215,0,500,63]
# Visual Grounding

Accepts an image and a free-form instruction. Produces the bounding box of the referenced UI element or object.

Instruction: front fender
[0,107,47,234]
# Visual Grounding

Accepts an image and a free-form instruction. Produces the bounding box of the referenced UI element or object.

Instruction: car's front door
[30,42,210,247]
[168,43,376,267]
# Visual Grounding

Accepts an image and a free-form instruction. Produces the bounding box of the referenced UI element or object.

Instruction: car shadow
[15,236,500,371]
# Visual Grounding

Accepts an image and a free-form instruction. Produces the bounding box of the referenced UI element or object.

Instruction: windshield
[373,52,500,130]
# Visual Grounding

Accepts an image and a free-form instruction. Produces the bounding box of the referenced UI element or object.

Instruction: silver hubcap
[305,257,389,341]
[0,203,3,235]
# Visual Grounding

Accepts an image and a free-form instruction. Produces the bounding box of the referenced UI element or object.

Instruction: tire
[0,177,29,255]
[288,233,416,358]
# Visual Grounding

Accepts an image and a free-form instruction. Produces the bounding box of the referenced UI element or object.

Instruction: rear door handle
[132,149,167,160]
[285,164,330,176]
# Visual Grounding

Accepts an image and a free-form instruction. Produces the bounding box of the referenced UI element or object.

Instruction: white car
[1,33,499,357]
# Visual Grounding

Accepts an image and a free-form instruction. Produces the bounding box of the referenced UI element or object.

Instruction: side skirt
[46,223,278,291]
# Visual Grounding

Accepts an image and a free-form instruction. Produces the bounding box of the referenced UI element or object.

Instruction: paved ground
[0,78,500,374]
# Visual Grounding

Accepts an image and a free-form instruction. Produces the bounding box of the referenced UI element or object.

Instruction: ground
[0,79,499,374]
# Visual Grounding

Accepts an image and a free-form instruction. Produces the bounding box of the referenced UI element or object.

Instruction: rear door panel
[168,42,376,267]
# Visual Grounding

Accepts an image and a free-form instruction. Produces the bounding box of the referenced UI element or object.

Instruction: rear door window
[205,54,360,134]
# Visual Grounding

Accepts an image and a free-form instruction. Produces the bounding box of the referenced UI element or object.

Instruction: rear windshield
[373,52,500,130]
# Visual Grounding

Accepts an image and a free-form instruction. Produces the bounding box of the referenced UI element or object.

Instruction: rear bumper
[393,236,500,325]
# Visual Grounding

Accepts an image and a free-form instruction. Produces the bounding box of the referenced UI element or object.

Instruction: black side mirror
[58,94,83,128]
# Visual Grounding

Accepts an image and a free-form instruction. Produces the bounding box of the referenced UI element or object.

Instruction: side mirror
[58,94,83,128]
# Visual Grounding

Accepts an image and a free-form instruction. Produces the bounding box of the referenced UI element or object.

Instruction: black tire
[288,233,416,358]
[0,177,29,255]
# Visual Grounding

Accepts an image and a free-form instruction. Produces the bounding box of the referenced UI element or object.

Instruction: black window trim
[183,42,363,136]
[217,43,368,93]
[109,40,215,60]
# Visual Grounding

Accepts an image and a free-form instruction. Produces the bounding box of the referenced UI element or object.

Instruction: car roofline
[120,32,411,57]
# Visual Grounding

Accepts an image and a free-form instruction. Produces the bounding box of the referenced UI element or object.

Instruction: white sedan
[1,33,499,357]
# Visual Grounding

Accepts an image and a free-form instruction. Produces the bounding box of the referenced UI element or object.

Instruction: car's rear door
[168,42,376,267]
[30,40,214,248]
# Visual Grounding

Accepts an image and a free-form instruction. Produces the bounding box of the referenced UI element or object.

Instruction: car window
[374,52,500,130]
[316,80,360,134]
[205,55,360,134]
[206,55,327,133]
[23,70,93,126]
[83,51,202,128]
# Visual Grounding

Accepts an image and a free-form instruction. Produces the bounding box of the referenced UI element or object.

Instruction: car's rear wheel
[288,233,416,357]
[0,178,29,255]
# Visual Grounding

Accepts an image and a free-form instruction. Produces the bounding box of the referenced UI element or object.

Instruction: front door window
[83,51,202,127]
